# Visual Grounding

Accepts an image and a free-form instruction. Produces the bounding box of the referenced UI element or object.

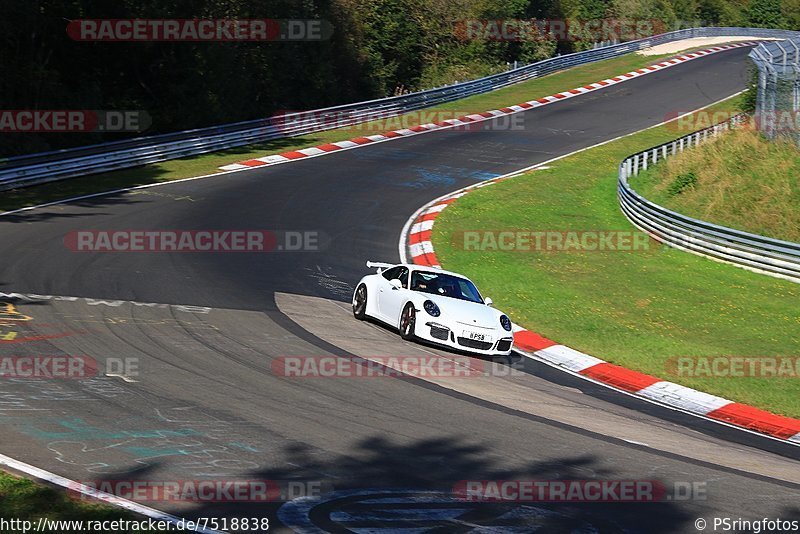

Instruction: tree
[746,0,787,27]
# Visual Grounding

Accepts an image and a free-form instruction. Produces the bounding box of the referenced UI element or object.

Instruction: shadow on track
[72,436,703,533]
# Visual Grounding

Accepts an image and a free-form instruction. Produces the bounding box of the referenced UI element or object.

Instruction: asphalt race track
[0,46,798,532]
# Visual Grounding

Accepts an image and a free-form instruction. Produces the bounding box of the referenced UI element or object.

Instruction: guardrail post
[643,152,648,170]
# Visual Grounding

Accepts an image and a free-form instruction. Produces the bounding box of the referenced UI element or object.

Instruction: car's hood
[418,293,502,329]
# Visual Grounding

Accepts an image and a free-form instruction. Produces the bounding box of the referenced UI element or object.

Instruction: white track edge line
[0,453,223,533]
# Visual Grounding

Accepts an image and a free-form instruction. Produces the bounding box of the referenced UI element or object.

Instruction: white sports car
[352,261,514,356]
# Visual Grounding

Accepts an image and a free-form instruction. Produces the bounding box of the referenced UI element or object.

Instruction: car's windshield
[410,271,483,303]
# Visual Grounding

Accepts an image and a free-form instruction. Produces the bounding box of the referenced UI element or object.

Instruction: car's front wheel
[399,303,416,340]
[353,284,368,320]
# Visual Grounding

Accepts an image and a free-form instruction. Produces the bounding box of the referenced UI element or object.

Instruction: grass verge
[0,52,673,213]
[432,98,800,418]
[630,128,800,243]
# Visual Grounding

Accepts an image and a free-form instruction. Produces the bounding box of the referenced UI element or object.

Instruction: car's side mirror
[390,279,403,290]
[484,297,493,307]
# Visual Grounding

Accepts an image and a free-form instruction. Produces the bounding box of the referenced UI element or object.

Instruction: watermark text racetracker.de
[0,356,95,379]
[454,229,657,253]
[272,109,527,134]
[72,479,324,503]
[0,356,139,379]
[273,355,524,379]
[665,110,800,133]
[64,230,324,252]
[454,18,668,42]
[67,18,333,41]
[0,110,150,133]
[667,356,800,378]
[453,479,708,502]
[0,517,221,533]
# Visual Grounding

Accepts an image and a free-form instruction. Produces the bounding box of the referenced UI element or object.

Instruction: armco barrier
[2,27,798,191]
[618,114,800,284]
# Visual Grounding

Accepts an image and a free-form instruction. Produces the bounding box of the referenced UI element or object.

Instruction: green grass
[630,128,800,242]
[432,99,800,418]
[0,471,137,530]
[0,52,671,213]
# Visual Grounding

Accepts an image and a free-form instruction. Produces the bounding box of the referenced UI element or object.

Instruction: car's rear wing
[366,261,394,272]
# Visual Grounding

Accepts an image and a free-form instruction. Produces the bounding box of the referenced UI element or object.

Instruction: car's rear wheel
[353,284,368,320]
[399,303,416,340]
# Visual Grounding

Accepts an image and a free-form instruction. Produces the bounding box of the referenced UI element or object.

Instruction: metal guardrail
[618,114,800,284]
[2,26,799,192]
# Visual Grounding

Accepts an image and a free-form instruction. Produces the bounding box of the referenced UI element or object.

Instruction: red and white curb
[400,176,800,446]
[220,42,757,172]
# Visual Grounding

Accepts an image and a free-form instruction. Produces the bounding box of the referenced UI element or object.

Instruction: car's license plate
[462,330,491,343]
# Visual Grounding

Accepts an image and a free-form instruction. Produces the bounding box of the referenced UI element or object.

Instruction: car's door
[377,266,409,323]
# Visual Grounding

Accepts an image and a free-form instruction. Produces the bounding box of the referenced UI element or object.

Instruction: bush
[667,171,698,196]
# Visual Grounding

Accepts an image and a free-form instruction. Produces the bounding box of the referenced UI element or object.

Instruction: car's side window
[381,266,401,281]
[397,267,409,288]
[382,266,409,288]
[458,280,482,302]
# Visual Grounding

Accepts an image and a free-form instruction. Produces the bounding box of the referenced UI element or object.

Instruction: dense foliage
[1,0,797,155]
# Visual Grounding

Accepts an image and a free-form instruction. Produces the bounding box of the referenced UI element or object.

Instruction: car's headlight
[500,315,512,331]
[423,300,441,317]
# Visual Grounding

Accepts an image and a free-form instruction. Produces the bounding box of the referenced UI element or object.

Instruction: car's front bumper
[416,318,513,356]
